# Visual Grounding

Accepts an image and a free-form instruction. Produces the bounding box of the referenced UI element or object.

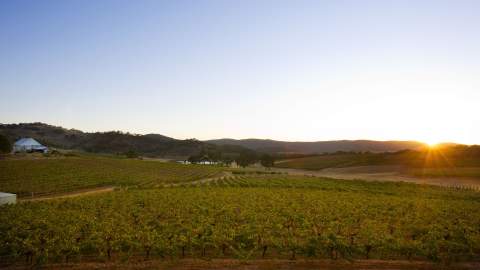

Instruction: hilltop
[0,123,251,159]
[1,123,432,159]
[206,138,426,154]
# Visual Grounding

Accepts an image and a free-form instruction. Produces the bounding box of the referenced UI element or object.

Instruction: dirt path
[18,165,479,202]
[18,172,232,202]
[19,186,116,202]
[270,166,480,189]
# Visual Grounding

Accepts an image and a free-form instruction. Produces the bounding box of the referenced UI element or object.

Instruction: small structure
[13,138,48,153]
[177,160,192,165]
[0,192,16,205]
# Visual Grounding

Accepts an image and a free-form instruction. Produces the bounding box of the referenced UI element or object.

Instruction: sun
[423,139,441,148]
[426,142,438,148]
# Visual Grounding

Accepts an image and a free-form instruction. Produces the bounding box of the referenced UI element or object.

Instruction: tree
[124,150,138,158]
[260,154,275,169]
[0,134,12,153]
[236,152,257,168]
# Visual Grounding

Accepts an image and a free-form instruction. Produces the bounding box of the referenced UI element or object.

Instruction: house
[13,138,48,153]
[0,192,16,205]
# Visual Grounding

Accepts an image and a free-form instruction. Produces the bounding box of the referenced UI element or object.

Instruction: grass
[0,156,222,197]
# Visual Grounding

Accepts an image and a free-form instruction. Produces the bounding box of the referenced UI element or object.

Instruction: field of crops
[275,153,383,170]
[275,149,480,175]
[0,157,221,197]
[1,176,480,267]
[409,167,480,178]
[192,174,480,194]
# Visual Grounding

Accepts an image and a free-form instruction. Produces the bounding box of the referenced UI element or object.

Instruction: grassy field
[1,176,480,267]
[0,157,222,197]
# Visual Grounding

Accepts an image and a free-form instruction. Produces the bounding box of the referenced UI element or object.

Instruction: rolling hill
[1,123,427,158]
[275,144,480,170]
[0,123,250,159]
[206,138,426,154]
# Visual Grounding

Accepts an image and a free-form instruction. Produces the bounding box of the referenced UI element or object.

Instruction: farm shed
[13,138,48,153]
[0,192,16,205]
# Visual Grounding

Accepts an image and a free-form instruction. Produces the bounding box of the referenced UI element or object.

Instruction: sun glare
[424,139,442,148]
[427,142,438,148]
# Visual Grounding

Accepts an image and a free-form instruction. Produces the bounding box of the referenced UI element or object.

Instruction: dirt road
[19,186,116,202]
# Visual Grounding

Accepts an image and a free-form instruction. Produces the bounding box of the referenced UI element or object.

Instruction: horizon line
[1,121,472,146]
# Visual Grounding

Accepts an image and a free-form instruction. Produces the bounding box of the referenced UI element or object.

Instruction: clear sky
[1,0,479,144]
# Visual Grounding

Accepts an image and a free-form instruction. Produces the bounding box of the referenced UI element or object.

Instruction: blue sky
[1,0,479,144]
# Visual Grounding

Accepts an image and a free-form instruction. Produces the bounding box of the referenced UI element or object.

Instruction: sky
[1,0,479,144]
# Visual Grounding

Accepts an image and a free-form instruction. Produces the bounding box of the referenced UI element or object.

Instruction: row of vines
[0,158,221,196]
[1,185,480,266]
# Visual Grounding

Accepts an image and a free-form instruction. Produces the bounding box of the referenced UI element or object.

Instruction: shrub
[125,150,139,158]
[0,134,12,154]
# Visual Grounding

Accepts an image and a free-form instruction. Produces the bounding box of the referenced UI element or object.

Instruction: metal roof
[14,138,43,146]
[0,192,15,198]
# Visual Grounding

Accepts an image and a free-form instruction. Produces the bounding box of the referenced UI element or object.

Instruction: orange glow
[426,142,438,148]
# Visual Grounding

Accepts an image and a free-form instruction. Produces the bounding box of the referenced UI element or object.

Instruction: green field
[1,176,480,266]
[0,157,221,197]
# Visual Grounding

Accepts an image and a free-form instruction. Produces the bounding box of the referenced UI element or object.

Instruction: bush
[125,150,139,158]
[0,134,12,153]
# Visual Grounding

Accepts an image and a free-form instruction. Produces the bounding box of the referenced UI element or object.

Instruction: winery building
[13,138,48,153]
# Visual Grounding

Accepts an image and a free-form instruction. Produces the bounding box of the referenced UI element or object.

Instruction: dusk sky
[1,0,479,144]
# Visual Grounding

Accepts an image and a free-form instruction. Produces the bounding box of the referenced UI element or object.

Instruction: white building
[0,192,16,205]
[13,138,48,153]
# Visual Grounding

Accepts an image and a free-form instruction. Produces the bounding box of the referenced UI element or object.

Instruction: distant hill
[1,123,428,158]
[0,123,250,159]
[206,138,426,154]
[275,144,480,170]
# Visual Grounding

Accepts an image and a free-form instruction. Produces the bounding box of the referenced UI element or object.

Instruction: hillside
[207,138,426,154]
[0,123,250,159]
[275,145,480,170]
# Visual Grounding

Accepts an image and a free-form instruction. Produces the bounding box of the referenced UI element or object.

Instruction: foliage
[1,178,480,264]
[124,150,139,158]
[236,152,258,168]
[0,157,221,197]
[0,133,12,153]
[0,123,254,159]
[260,154,275,168]
[276,145,480,171]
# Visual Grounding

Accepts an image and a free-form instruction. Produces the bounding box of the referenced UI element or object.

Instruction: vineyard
[274,147,480,176]
[1,175,480,267]
[0,157,221,197]
[409,167,480,178]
